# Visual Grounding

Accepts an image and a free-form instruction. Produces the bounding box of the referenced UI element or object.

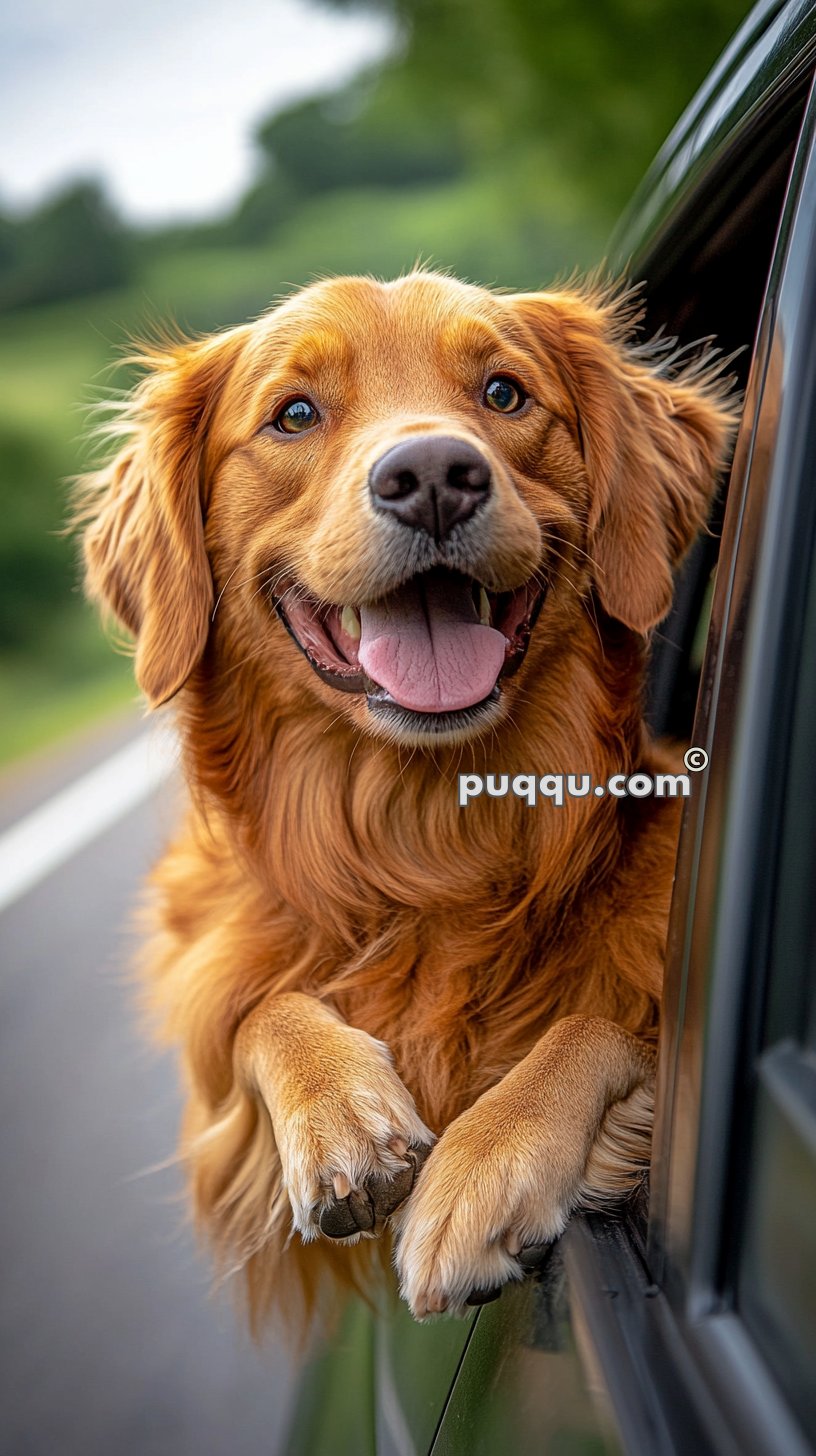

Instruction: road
[0,713,304,1456]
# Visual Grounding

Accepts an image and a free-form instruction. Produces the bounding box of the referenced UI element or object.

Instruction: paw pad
[317,1144,431,1240]
[517,1243,550,1271]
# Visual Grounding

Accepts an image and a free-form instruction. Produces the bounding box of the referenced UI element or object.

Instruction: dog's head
[79,271,735,746]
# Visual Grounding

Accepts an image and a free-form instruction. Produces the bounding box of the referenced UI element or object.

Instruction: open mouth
[272,566,545,730]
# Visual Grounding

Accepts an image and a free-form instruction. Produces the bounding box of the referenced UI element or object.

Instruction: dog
[76,269,735,1326]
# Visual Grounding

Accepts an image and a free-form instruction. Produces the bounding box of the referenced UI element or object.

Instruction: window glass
[736,520,816,1444]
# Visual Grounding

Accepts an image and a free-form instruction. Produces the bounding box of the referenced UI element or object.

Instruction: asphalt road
[0,715,303,1456]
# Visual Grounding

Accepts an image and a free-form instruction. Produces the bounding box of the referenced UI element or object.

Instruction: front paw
[394,1089,575,1319]
[274,1025,434,1243]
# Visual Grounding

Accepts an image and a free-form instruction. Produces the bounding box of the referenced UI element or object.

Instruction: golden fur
[76,270,736,1326]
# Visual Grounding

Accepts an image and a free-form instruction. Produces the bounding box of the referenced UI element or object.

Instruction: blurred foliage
[0,0,750,312]
[320,0,750,207]
[0,0,751,762]
[233,86,466,243]
[0,426,69,650]
[0,181,130,312]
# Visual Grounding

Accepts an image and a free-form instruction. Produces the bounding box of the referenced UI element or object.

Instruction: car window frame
[633,68,816,1456]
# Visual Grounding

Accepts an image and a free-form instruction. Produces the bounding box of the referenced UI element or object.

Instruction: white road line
[0,729,178,915]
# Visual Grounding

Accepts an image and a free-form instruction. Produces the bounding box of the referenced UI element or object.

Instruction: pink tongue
[358,572,506,713]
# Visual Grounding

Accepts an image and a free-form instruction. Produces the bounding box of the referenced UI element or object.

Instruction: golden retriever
[76,270,735,1326]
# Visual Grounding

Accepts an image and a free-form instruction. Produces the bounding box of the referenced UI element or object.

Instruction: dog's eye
[484,376,525,414]
[274,398,320,434]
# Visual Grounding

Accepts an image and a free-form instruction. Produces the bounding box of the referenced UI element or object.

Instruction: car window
[734,516,816,1443]
[635,85,810,741]
[644,73,816,1456]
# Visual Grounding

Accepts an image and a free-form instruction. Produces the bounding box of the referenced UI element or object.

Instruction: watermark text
[458,749,708,808]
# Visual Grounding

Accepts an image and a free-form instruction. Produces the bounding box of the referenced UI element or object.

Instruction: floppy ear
[77,326,247,708]
[511,287,738,631]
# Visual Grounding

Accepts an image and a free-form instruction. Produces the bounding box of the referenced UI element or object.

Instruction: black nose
[369,435,491,539]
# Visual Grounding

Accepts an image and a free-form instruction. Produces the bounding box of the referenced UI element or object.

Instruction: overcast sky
[1,0,394,224]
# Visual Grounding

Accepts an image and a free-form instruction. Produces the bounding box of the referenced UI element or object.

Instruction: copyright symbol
[684,747,709,772]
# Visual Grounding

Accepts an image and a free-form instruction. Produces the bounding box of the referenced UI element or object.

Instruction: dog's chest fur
[151,706,669,1133]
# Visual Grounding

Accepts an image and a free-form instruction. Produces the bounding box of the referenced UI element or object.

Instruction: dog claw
[426,1291,448,1314]
[333,1172,351,1199]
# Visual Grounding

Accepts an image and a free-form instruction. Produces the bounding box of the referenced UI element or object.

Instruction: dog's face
[205,273,586,745]
[80,271,733,746]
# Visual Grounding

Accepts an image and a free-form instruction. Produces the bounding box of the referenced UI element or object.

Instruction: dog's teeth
[340,605,361,640]
[478,587,491,626]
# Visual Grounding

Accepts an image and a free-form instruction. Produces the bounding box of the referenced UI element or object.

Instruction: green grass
[0,654,136,768]
[0,600,136,767]
[141,168,606,320]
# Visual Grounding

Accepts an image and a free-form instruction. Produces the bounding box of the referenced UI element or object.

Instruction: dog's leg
[394,1015,654,1318]
[234,992,435,1243]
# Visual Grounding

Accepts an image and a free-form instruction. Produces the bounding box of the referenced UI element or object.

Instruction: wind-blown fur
[75,269,737,1329]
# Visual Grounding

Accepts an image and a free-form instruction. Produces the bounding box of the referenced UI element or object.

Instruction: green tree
[0,180,130,312]
[232,79,467,243]
[339,0,749,198]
